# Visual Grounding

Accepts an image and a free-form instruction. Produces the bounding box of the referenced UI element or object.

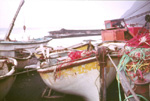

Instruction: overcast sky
[0,0,136,30]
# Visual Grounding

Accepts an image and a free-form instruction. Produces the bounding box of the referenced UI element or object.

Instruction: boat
[25,17,137,101]
[32,40,124,101]
[121,0,150,37]
[119,2,150,99]
[0,56,17,101]
[115,15,150,101]
[0,0,52,71]
[0,37,52,71]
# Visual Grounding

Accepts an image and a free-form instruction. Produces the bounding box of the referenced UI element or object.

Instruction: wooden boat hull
[38,56,119,101]
[34,41,125,101]
[0,37,52,70]
[0,57,17,101]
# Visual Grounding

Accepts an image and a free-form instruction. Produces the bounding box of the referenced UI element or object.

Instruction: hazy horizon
[0,0,136,30]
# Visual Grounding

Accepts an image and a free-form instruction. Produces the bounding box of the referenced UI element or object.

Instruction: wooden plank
[97,47,107,101]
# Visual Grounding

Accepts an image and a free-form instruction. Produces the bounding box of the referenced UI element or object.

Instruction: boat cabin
[104,18,126,29]
[101,18,134,41]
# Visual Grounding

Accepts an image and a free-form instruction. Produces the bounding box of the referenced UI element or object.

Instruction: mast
[4,0,25,41]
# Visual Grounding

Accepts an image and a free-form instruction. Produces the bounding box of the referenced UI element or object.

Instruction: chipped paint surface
[39,60,116,101]
[40,61,99,79]
[39,57,120,81]
[38,54,119,101]
[59,61,99,76]
[40,56,118,79]
[37,42,122,101]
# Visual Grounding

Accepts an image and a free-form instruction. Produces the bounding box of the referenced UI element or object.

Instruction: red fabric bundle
[68,51,83,61]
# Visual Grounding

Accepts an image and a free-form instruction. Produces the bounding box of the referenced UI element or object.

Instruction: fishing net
[118,46,150,78]
[117,30,150,101]
[118,33,150,78]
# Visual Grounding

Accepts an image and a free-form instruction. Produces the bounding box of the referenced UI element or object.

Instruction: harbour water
[1,28,124,101]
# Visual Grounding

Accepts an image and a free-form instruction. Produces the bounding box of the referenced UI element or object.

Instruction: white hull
[0,37,51,57]
[0,37,51,70]
[36,41,125,101]
[38,56,119,101]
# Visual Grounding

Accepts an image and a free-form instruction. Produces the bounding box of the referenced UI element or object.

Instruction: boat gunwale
[97,40,126,46]
[37,54,119,73]
[0,38,52,45]
[0,67,15,80]
[0,58,17,80]
[67,42,91,49]
[38,56,97,73]
[45,43,92,53]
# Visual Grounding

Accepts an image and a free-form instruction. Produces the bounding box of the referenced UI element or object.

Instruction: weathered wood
[107,54,140,101]
[5,0,25,41]
[97,46,107,101]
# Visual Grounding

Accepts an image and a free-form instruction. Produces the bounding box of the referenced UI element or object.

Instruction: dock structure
[48,28,101,38]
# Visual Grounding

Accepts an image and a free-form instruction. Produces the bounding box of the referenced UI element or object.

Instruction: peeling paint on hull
[38,57,119,101]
